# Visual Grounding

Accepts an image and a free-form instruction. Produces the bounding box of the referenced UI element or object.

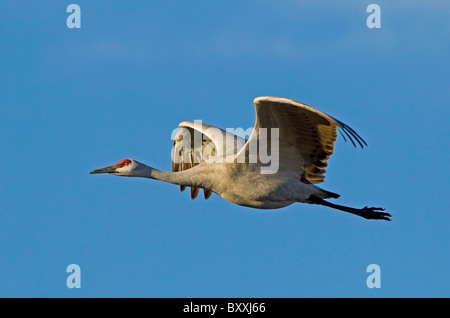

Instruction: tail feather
[321,189,340,199]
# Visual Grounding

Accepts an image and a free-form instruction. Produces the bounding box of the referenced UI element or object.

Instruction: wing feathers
[190,187,200,199]
[172,97,366,193]
[203,189,213,200]
[242,96,365,184]
[172,121,245,200]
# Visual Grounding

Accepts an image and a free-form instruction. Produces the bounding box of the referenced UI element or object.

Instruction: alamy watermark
[170,120,280,174]
[366,4,381,29]
[366,264,381,288]
[66,264,81,288]
[66,4,81,29]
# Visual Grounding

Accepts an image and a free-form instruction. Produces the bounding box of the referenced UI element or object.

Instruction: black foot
[359,207,392,221]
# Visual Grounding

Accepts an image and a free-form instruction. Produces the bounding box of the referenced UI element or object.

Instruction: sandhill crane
[90,96,391,221]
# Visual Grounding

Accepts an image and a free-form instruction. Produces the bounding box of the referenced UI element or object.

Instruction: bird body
[110,160,328,209]
[91,97,391,221]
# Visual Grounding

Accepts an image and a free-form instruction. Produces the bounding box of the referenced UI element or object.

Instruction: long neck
[137,163,219,190]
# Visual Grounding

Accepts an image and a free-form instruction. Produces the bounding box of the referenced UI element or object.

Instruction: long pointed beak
[89,164,118,174]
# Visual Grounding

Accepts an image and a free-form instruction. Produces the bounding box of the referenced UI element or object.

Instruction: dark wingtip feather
[341,128,356,147]
[342,124,367,148]
[191,187,200,199]
[338,130,347,143]
[204,189,212,200]
[333,117,367,149]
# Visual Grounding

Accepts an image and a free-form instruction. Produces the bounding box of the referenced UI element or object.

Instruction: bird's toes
[379,212,392,221]
[361,207,392,221]
[368,206,385,211]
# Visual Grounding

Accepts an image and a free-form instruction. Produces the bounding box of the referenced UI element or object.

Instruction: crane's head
[90,159,142,176]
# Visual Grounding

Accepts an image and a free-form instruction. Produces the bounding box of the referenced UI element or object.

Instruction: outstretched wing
[172,121,246,199]
[236,97,366,184]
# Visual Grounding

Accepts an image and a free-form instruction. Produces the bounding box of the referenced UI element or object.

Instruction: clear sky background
[0,0,449,297]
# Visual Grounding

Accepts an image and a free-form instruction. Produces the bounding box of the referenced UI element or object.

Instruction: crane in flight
[90,97,391,221]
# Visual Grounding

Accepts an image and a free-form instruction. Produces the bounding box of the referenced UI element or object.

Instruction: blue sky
[0,0,449,297]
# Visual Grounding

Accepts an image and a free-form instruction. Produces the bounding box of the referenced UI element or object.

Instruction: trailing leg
[309,196,391,221]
